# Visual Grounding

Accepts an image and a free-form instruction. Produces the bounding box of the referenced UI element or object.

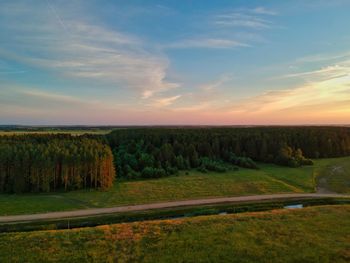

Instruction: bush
[229,153,258,169]
[197,166,208,173]
[301,159,314,165]
[166,167,179,175]
[275,146,314,168]
[199,158,228,173]
[287,158,301,168]
[141,167,167,178]
[236,157,259,169]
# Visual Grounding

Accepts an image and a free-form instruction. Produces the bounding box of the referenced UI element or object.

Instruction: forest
[1,126,350,192]
[107,126,350,179]
[0,135,115,193]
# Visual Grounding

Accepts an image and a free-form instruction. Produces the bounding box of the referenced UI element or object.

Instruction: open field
[0,129,113,136]
[0,162,317,216]
[1,157,349,216]
[1,205,349,262]
[316,157,350,193]
[0,157,350,215]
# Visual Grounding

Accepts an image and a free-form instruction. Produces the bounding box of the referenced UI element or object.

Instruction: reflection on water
[219,212,228,215]
[284,204,303,209]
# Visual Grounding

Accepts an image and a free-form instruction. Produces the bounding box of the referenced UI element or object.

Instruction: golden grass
[0,205,349,262]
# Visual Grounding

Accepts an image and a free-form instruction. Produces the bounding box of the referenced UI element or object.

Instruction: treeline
[0,135,115,193]
[107,127,350,179]
[2,127,350,190]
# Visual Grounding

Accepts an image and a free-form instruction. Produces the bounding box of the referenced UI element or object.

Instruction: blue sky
[1,0,350,125]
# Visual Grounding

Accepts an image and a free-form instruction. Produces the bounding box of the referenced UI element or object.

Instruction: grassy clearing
[315,157,350,193]
[0,163,316,216]
[1,157,348,216]
[0,205,349,262]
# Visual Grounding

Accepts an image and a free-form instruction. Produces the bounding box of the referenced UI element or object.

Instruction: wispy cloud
[198,74,233,92]
[276,63,350,81]
[173,102,212,112]
[229,73,350,118]
[215,13,271,29]
[0,86,101,109]
[45,0,69,32]
[165,38,250,49]
[251,7,277,16]
[0,70,27,74]
[0,1,178,99]
[163,6,276,51]
[20,89,93,105]
[214,7,276,30]
[171,74,234,112]
[295,51,350,63]
[151,95,182,107]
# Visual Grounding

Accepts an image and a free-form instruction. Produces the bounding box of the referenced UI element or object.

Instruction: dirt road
[0,193,348,223]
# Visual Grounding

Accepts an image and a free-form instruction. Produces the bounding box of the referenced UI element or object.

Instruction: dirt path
[316,177,337,194]
[315,164,347,194]
[0,193,348,224]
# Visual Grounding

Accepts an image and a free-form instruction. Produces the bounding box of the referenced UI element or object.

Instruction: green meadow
[1,205,349,262]
[2,157,349,216]
[316,157,350,194]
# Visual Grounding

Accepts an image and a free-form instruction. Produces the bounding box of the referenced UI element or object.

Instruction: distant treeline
[1,127,350,191]
[107,127,350,179]
[0,135,115,193]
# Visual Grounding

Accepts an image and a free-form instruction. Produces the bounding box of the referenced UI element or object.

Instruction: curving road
[0,193,348,223]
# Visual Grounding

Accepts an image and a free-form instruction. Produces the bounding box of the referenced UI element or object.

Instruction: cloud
[151,95,181,107]
[163,6,275,51]
[251,7,277,16]
[0,70,27,74]
[0,86,101,110]
[0,85,134,125]
[165,38,250,49]
[19,89,92,105]
[229,74,350,117]
[277,64,350,81]
[198,74,233,92]
[296,52,350,63]
[223,53,350,124]
[214,13,272,29]
[170,74,234,112]
[213,5,277,30]
[0,1,178,99]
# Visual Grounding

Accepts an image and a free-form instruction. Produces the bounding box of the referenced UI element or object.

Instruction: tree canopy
[0,135,115,193]
[107,126,350,179]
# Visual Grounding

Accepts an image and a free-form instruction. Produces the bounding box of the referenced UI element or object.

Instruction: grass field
[315,157,350,193]
[0,157,348,216]
[0,205,349,262]
[0,129,112,136]
[0,163,315,216]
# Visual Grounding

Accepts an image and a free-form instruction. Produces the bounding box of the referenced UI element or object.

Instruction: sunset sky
[1,0,350,125]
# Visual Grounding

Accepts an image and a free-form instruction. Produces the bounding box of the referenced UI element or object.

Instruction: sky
[1,0,350,125]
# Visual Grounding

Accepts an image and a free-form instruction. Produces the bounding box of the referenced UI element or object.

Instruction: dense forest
[107,127,350,179]
[1,127,350,190]
[0,135,115,193]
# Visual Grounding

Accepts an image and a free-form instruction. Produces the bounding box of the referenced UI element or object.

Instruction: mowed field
[0,205,349,262]
[2,157,349,216]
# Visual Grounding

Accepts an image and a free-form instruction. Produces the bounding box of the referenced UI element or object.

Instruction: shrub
[199,158,228,173]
